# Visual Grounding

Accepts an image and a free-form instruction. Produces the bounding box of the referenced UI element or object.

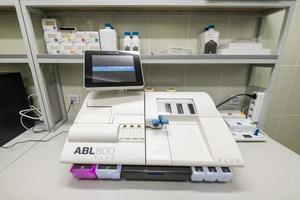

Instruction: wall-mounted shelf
[0,54,28,63]
[37,54,278,65]
[21,0,292,15]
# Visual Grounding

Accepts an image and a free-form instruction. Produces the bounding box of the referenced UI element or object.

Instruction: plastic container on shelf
[123,32,132,51]
[99,23,118,51]
[132,32,140,51]
[198,24,219,54]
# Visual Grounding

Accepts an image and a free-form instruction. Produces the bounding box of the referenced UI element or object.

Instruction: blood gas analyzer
[60,51,243,182]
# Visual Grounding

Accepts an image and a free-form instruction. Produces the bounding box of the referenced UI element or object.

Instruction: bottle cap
[124,32,131,36]
[132,32,139,36]
[104,23,113,29]
[207,24,215,29]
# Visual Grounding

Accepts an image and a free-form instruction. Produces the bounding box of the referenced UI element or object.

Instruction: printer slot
[165,103,172,114]
[176,103,184,114]
[188,103,196,114]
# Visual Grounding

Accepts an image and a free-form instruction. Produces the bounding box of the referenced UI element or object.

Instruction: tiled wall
[263,2,300,154]
[59,64,250,119]
[0,13,26,54]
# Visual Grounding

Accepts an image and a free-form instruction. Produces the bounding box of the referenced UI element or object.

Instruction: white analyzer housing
[61,50,244,182]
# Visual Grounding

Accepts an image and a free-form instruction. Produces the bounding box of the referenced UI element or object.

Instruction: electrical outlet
[247,92,265,123]
[228,95,241,105]
[68,94,79,104]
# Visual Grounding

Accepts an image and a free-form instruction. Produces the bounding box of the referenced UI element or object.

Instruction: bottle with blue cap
[99,23,118,51]
[123,32,132,51]
[131,32,140,51]
[198,24,219,54]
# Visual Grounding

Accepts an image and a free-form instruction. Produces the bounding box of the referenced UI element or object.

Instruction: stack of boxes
[42,19,100,55]
[42,19,60,54]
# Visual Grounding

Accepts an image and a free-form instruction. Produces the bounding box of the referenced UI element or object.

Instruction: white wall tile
[0,14,26,54]
[148,15,189,55]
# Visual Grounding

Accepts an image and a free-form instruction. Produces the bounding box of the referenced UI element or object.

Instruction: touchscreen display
[92,55,136,83]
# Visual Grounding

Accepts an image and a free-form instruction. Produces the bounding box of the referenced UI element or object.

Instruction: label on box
[60,42,74,55]
[74,43,87,55]
[85,31,100,43]
[86,43,100,51]
[58,31,73,43]
[42,19,59,31]
[46,42,60,54]
[44,30,59,43]
[73,31,86,43]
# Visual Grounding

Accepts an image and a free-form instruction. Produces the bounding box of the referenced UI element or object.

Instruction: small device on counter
[198,24,219,54]
[222,115,267,142]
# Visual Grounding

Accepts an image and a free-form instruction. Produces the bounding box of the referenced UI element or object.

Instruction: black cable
[216,93,257,108]
[1,130,68,149]
[66,100,74,114]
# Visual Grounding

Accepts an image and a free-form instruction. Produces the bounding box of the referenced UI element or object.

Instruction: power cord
[19,96,75,133]
[1,100,75,149]
[216,93,257,108]
[1,130,69,149]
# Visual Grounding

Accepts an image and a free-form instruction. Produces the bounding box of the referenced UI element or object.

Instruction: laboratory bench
[0,121,299,200]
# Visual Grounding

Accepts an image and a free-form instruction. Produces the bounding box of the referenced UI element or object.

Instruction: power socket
[68,94,80,104]
[247,91,265,123]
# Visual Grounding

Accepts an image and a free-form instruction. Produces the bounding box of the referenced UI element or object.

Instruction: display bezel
[84,51,144,90]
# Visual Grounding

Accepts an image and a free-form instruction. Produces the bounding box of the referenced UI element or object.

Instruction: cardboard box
[46,42,60,54]
[85,31,100,43]
[60,42,75,55]
[86,42,100,51]
[44,30,59,43]
[58,31,73,43]
[73,31,86,43]
[74,42,86,55]
[42,18,60,31]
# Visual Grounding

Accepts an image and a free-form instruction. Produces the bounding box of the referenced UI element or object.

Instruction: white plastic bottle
[131,32,140,51]
[123,32,132,51]
[199,25,219,54]
[99,23,118,51]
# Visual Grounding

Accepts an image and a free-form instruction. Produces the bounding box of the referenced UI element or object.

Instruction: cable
[242,106,249,114]
[19,99,74,134]
[1,130,68,149]
[66,100,74,114]
[216,93,257,108]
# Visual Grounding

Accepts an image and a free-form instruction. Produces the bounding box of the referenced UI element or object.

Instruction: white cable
[19,109,41,120]
[20,111,31,130]
[30,105,42,116]
[27,94,37,102]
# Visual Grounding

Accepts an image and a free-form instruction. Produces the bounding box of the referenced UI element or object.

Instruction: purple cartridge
[70,164,97,179]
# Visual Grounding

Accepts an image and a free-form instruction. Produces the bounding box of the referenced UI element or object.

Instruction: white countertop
[0,122,300,200]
